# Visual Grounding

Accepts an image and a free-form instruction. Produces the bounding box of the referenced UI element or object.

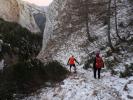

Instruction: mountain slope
[39,0,133,64]
[34,0,133,99]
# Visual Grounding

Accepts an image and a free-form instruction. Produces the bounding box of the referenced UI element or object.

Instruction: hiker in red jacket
[93,52,104,79]
[67,55,79,73]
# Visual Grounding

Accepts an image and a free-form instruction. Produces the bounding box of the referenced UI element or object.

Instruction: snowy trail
[62,67,122,100]
[24,65,133,100]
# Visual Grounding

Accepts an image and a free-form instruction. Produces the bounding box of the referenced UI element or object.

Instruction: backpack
[96,57,104,68]
[69,57,75,65]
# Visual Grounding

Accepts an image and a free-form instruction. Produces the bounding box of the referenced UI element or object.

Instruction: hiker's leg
[94,68,97,79]
[98,68,101,79]
[73,64,76,73]
[70,65,72,72]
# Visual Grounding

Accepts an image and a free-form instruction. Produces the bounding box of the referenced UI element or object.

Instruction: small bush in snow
[83,58,94,69]
[120,63,133,78]
[104,58,118,70]
[111,69,118,75]
[44,61,68,81]
[128,0,133,4]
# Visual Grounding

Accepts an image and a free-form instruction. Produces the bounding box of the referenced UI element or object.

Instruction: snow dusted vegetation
[24,64,133,100]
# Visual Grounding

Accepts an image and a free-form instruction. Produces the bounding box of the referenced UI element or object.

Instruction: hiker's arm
[67,59,70,65]
[75,59,79,64]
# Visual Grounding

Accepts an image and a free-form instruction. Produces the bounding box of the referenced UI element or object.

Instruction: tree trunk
[85,0,91,40]
[114,0,122,41]
[107,0,114,51]
[85,14,90,40]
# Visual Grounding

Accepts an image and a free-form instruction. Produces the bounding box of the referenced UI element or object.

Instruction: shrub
[0,59,68,100]
[0,59,45,99]
[0,17,44,100]
[0,18,43,63]
[128,19,133,26]
[120,63,133,78]
[44,61,68,81]
[105,58,118,70]
[128,0,133,4]
[111,69,118,75]
[83,58,94,69]
[119,22,125,28]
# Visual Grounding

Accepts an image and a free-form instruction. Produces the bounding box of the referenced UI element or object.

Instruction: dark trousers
[94,68,101,79]
[70,64,76,72]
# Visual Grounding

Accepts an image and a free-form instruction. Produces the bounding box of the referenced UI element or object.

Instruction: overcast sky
[22,0,53,6]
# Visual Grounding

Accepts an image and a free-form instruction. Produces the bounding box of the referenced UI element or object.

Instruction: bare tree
[114,0,123,41]
[69,0,93,41]
[84,0,91,40]
[74,0,108,41]
[107,0,115,51]
[54,0,108,42]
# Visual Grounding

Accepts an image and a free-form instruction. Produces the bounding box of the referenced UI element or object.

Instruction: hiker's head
[96,52,100,57]
[95,49,100,57]
[71,55,74,57]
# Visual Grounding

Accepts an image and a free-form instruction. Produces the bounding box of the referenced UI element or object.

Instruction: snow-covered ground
[24,63,133,100]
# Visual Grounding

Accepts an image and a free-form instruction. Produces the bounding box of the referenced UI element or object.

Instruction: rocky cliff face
[0,0,46,33]
[0,0,20,22]
[39,0,133,64]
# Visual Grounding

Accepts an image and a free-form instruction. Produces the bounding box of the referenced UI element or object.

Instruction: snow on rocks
[123,80,133,99]
[127,83,133,99]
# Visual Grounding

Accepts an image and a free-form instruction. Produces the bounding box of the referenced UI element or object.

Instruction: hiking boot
[94,76,97,79]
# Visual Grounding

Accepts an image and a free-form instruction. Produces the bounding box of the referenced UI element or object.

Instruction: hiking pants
[94,68,101,79]
[70,64,76,72]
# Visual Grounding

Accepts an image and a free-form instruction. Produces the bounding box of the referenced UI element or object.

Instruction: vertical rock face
[39,0,88,63]
[41,0,61,50]
[33,13,46,32]
[0,0,20,22]
[0,0,46,33]
[18,1,46,33]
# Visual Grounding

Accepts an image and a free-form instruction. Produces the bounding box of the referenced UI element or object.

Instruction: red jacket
[68,57,79,65]
[93,56,104,68]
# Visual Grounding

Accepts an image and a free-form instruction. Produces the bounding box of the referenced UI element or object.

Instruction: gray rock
[33,13,46,33]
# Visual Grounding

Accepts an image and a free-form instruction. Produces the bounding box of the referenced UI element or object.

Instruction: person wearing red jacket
[67,55,79,73]
[93,52,104,79]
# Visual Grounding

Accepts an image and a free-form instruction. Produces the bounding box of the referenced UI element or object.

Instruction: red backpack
[96,57,104,68]
[69,57,75,65]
